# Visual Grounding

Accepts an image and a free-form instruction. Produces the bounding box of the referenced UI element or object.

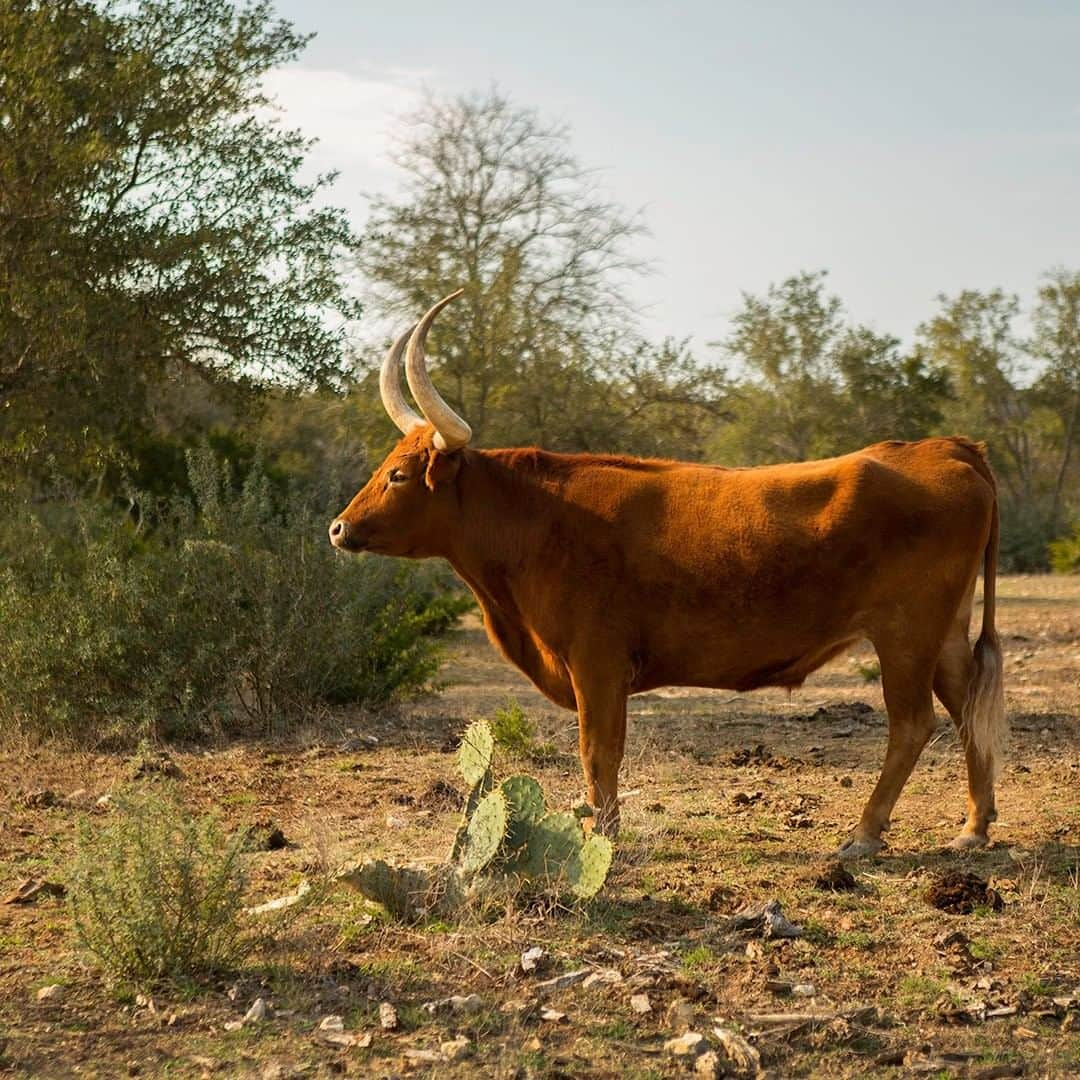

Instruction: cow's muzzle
[328,517,362,552]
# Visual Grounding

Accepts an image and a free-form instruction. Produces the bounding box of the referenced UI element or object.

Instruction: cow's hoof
[835,835,883,860]
[949,830,989,851]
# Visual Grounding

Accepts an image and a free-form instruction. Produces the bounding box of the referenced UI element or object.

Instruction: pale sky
[269,0,1080,350]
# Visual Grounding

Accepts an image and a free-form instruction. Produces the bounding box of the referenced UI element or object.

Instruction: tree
[918,288,1063,568]
[1029,268,1080,534]
[356,89,725,454]
[0,0,360,480]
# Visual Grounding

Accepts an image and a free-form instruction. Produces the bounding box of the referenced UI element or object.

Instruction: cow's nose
[329,518,348,547]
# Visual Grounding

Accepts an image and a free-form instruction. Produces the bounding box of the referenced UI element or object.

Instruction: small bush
[489,700,536,755]
[0,447,470,740]
[69,794,250,985]
[1049,523,1080,573]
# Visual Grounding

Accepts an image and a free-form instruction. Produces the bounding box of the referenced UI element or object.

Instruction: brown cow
[331,291,1005,858]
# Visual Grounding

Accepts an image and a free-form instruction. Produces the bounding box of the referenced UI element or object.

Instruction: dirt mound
[811,863,858,892]
[925,872,1004,915]
[417,779,465,811]
[796,701,879,726]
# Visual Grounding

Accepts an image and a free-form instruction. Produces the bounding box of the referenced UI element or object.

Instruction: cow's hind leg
[837,643,939,860]
[934,624,997,848]
[570,666,628,838]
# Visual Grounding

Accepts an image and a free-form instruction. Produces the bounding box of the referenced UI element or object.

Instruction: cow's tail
[962,477,1006,782]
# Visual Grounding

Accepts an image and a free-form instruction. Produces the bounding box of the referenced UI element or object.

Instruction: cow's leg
[570,666,628,838]
[837,645,939,859]
[934,624,997,849]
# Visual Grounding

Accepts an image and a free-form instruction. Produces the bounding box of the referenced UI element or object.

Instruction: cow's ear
[424,449,462,491]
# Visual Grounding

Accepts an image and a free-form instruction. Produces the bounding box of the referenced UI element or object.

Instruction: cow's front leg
[570,665,628,838]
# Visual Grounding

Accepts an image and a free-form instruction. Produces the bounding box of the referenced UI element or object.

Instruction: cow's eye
[387,468,409,486]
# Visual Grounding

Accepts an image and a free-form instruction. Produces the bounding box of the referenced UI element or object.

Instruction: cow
[330,291,1006,858]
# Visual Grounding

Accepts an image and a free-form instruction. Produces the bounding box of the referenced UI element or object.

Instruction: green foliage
[490,700,537,755]
[0,448,469,740]
[68,793,250,986]
[1049,523,1080,573]
[0,0,360,477]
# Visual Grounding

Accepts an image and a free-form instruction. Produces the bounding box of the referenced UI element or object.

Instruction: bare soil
[1,575,1078,1078]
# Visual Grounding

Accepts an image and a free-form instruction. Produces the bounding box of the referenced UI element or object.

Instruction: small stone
[243,998,268,1023]
[694,1050,722,1078]
[315,1014,370,1048]
[379,1001,399,1030]
[36,984,64,1002]
[666,998,695,1032]
[520,946,545,973]
[540,1007,566,1022]
[440,1035,471,1061]
[448,993,483,1013]
[223,1021,243,1032]
[792,983,816,997]
[630,993,652,1015]
[95,794,114,811]
[582,968,623,988]
[534,968,589,994]
[664,1031,708,1057]
[4,878,66,905]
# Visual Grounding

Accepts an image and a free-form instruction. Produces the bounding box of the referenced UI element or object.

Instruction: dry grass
[0,575,1078,1077]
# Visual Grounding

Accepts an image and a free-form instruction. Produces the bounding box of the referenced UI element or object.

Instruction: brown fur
[332,429,1005,852]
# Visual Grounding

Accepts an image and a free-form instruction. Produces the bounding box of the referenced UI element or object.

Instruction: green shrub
[489,700,537,755]
[0,448,470,740]
[1049,523,1080,573]
[69,793,250,985]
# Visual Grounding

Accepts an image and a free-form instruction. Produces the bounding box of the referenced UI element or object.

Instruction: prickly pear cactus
[567,833,614,899]
[456,719,495,788]
[500,775,545,851]
[458,788,509,875]
[519,811,583,879]
[341,859,432,922]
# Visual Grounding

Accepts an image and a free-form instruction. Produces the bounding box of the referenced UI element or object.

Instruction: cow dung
[925,871,1004,915]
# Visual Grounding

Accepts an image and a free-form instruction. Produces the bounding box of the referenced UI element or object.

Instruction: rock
[315,1014,370,1048]
[4,878,66,904]
[520,946,545,973]
[244,881,311,917]
[440,1035,471,1061]
[540,1007,566,1022]
[664,1031,708,1057]
[712,1025,763,1075]
[421,993,483,1016]
[35,984,64,1002]
[694,1050,723,1078]
[582,968,623,989]
[792,983,816,997]
[630,993,652,1015]
[243,998,268,1023]
[730,899,804,939]
[534,968,589,994]
[379,1001,399,1030]
[666,998,696,1032]
[95,794,114,812]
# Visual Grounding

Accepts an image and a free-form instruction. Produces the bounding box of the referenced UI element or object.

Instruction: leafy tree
[356,89,725,454]
[0,0,360,481]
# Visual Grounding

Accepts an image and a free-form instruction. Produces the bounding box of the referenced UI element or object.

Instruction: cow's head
[329,291,472,559]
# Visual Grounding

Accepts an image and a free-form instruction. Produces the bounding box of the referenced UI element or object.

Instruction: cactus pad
[520,811,583,879]
[567,833,613,899]
[456,720,495,788]
[500,775,545,850]
[458,789,509,875]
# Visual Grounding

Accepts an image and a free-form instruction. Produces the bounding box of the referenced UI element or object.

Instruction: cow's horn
[379,323,425,436]
[405,289,472,452]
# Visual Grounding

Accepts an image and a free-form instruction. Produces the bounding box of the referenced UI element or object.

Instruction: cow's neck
[437,448,579,708]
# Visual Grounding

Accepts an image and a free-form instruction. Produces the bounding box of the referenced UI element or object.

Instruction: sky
[268,0,1080,351]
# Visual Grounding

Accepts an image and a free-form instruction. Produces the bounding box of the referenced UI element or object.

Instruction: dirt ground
[1,575,1078,1078]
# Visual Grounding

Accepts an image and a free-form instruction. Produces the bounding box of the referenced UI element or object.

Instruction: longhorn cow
[331,291,1005,857]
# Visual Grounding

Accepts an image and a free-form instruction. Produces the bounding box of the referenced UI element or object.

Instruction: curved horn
[405,289,472,452]
[379,323,425,436]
